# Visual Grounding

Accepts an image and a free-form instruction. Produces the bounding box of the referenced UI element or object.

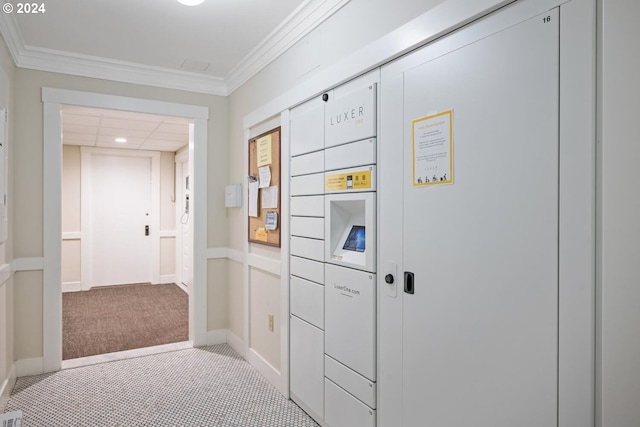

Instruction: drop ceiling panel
[63,114,101,127]
[99,118,161,132]
[153,123,189,135]
[148,132,188,142]
[62,106,189,152]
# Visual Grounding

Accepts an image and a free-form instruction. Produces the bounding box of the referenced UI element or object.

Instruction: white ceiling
[62,106,190,152]
[0,0,350,94]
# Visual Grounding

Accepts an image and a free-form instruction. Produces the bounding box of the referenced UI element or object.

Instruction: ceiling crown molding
[224,0,350,94]
[0,0,350,96]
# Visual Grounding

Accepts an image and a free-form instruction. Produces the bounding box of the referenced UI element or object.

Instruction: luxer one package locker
[289,76,378,427]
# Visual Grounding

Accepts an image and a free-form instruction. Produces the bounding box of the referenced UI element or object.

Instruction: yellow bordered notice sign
[412,110,453,186]
[326,170,372,191]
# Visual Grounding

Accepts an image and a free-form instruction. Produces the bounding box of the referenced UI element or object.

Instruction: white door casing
[175,148,192,291]
[42,88,209,373]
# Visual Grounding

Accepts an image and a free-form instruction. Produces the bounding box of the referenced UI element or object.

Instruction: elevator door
[401,9,559,426]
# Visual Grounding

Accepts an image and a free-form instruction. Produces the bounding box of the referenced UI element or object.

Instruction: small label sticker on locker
[325,170,371,191]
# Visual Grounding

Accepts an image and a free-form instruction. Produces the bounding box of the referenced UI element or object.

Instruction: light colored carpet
[5,344,318,427]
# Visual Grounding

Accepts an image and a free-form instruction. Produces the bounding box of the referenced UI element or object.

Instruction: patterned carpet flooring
[5,344,319,427]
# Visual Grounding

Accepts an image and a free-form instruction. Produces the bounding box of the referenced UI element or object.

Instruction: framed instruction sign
[412,110,453,186]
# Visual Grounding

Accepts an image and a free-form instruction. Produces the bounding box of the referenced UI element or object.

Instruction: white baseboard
[247,347,286,397]
[15,357,44,377]
[206,329,227,346]
[159,275,176,284]
[62,281,82,293]
[175,282,188,293]
[0,362,16,412]
[226,330,247,358]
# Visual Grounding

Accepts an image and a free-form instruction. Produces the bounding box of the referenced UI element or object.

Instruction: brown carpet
[63,283,188,360]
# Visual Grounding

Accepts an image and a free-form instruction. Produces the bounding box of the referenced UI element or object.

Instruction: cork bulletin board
[248,127,281,247]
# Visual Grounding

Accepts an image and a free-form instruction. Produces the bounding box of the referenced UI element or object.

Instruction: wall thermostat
[224,183,242,208]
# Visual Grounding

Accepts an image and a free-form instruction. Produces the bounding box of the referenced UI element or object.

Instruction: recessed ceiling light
[115,137,127,143]
[177,0,204,5]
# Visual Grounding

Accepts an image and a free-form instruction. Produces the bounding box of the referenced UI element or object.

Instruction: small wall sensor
[322,93,329,102]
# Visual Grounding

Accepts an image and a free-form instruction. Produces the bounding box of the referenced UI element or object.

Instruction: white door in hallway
[399,9,559,426]
[89,153,152,286]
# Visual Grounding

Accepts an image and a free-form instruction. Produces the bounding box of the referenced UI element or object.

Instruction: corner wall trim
[226,330,247,359]
[0,263,11,287]
[206,248,228,259]
[247,253,281,276]
[12,257,44,272]
[0,362,16,412]
[247,348,286,397]
[61,231,81,240]
[227,249,246,264]
[206,329,227,346]
[15,357,44,377]
[61,281,82,293]
[159,275,176,285]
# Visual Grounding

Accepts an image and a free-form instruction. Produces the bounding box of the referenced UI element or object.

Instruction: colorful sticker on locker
[325,170,371,191]
[412,110,453,186]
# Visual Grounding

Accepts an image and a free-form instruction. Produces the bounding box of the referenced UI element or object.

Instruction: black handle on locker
[145,225,149,236]
[404,271,415,294]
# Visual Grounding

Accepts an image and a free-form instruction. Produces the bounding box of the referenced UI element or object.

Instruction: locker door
[401,9,559,426]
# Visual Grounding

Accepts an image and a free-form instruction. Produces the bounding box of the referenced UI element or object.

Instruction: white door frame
[43,88,209,372]
[80,147,161,290]
[175,148,189,291]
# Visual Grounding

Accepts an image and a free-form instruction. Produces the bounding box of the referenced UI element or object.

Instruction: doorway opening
[60,105,193,361]
[42,88,209,372]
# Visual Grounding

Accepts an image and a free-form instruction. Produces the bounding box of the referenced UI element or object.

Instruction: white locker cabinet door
[290,195,324,217]
[291,150,325,177]
[290,316,324,422]
[290,276,324,329]
[325,138,376,172]
[324,264,376,381]
[398,9,559,427]
[291,216,325,240]
[291,101,324,156]
[290,236,325,262]
[325,84,376,148]
[325,355,376,409]
[291,173,325,196]
[325,379,376,427]
[290,256,324,284]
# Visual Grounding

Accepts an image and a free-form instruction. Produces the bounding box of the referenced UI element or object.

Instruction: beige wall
[0,32,14,406]
[207,258,228,331]
[13,67,229,358]
[61,145,81,284]
[249,268,281,369]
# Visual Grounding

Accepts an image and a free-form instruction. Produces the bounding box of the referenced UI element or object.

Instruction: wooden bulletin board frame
[248,127,281,247]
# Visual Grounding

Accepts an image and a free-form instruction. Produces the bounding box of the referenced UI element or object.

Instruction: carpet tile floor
[4,344,319,427]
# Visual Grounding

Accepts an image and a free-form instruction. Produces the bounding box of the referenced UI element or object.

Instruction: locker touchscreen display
[342,225,365,252]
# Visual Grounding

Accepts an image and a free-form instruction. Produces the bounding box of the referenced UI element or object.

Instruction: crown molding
[19,45,229,95]
[0,0,350,96]
[224,0,351,94]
